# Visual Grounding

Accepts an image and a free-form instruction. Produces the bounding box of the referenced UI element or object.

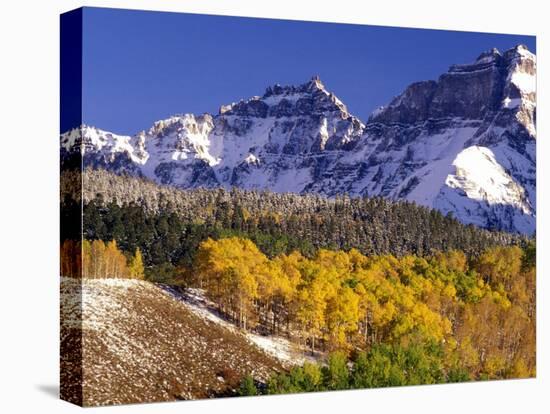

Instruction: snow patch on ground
[163,286,316,366]
[61,277,287,405]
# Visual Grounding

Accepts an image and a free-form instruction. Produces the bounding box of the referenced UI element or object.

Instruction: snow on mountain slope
[60,125,143,163]
[386,126,479,206]
[61,46,536,234]
[363,45,536,233]
[434,145,533,233]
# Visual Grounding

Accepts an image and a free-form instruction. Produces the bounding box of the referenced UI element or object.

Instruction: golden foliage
[193,238,535,378]
[61,239,145,280]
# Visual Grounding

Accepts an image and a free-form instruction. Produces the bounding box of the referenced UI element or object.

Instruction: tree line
[60,170,526,264]
[73,190,527,285]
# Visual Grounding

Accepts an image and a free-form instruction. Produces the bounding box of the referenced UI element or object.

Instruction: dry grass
[60,278,283,406]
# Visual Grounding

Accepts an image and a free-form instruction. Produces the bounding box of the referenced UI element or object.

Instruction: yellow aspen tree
[326,285,360,350]
[128,248,145,279]
[90,240,106,279]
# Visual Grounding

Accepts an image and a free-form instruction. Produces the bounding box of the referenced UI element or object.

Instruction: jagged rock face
[362,45,536,234]
[370,45,536,124]
[61,46,536,234]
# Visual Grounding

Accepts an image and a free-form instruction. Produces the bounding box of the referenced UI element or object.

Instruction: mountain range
[61,45,536,234]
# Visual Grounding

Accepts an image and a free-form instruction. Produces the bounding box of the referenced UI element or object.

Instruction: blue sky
[78,7,535,135]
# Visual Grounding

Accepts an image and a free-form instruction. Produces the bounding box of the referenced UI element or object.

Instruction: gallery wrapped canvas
[60,7,536,407]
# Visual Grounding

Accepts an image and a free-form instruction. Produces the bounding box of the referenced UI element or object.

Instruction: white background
[0,0,547,412]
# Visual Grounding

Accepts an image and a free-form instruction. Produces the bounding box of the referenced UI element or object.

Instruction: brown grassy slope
[60,278,283,406]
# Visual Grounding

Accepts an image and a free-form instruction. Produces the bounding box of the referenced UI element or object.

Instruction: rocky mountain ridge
[61,45,536,234]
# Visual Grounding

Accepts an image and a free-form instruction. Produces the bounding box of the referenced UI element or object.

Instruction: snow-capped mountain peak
[220,75,355,122]
[61,46,536,234]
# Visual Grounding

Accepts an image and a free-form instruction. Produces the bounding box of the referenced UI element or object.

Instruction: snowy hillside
[61,46,536,234]
[60,278,287,406]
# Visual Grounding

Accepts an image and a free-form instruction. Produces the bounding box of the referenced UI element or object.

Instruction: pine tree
[238,375,258,396]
